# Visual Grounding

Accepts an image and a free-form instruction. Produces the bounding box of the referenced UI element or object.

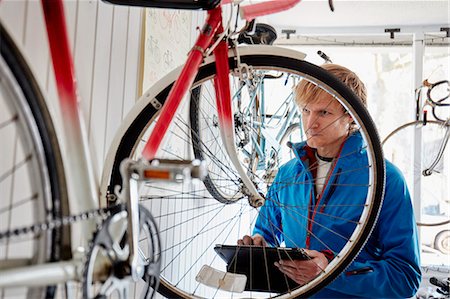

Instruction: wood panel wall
[1,0,143,187]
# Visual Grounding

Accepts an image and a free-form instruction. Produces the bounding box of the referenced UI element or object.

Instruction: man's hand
[237,234,267,246]
[274,249,328,285]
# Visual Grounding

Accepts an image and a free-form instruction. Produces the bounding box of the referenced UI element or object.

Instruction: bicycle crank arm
[118,158,206,280]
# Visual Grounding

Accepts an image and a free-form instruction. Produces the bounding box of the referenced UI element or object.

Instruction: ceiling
[258,0,450,46]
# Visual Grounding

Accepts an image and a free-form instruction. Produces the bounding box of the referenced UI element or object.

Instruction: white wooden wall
[1,0,205,193]
[0,0,143,187]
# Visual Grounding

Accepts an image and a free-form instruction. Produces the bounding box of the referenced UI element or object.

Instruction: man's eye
[320,110,330,116]
[302,108,310,113]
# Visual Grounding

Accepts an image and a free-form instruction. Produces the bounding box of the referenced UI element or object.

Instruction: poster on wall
[142,8,192,93]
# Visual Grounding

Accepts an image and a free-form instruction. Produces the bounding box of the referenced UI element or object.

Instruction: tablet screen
[214,245,310,292]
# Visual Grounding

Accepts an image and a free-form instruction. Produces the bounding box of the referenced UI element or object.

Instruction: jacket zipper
[319,168,341,213]
[306,160,338,248]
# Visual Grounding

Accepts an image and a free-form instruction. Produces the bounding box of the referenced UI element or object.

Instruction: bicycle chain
[0,204,121,241]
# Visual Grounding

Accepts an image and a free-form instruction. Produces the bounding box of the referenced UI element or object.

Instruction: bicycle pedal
[138,159,207,182]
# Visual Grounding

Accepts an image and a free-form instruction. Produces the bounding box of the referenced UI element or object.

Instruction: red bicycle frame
[42,0,98,230]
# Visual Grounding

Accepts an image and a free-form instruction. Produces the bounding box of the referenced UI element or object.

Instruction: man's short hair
[295,63,367,108]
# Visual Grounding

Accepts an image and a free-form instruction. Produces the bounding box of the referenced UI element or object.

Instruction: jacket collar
[287,131,366,162]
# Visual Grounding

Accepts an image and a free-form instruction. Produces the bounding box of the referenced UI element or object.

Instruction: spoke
[257,191,367,251]
[147,202,223,220]
[0,194,38,215]
[0,115,18,130]
[0,153,32,184]
[160,206,254,265]
[175,204,250,287]
[190,113,242,185]
[158,203,227,235]
[143,171,240,195]
[173,114,242,188]
[160,204,228,272]
[4,134,19,255]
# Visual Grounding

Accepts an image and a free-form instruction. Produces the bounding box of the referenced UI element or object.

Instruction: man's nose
[306,114,320,129]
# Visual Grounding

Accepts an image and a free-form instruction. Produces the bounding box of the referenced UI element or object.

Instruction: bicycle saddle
[102,0,220,10]
[238,23,278,45]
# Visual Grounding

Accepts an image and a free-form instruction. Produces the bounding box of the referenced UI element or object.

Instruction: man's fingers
[303,248,320,258]
[242,235,254,245]
[278,259,306,270]
[237,234,267,246]
[275,261,307,285]
[252,235,266,246]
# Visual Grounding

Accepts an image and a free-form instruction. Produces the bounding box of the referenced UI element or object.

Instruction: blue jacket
[253,131,421,298]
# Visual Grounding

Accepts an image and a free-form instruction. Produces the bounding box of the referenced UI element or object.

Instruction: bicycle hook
[328,0,335,11]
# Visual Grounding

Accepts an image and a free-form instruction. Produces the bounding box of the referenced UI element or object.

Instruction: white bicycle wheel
[102,46,385,298]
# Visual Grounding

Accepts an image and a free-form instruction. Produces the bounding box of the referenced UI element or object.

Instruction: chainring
[83,204,161,299]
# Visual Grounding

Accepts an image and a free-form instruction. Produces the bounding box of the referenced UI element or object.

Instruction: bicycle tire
[190,84,302,203]
[102,46,385,298]
[0,24,69,298]
[382,120,450,228]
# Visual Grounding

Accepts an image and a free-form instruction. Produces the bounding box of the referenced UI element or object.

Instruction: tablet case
[214,245,309,292]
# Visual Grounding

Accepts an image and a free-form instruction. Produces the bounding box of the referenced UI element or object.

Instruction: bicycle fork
[212,34,265,208]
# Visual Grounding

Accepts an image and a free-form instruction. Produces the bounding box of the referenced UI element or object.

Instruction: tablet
[214,244,310,292]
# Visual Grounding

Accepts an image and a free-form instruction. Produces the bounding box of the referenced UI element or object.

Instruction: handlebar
[423,79,450,106]
[430,276,449,296]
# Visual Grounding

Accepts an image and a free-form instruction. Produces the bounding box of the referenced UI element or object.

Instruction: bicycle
[202,66,304,190]
[382,79,450,255]
[416,275,450,299]
[1,0,385,298]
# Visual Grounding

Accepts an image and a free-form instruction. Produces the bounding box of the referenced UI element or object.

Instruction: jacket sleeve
[252,173,284,247]
[325,164,422,298]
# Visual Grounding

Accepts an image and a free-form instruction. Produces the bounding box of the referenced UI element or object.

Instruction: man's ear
[345,112,352,121]
[348,114,356,127]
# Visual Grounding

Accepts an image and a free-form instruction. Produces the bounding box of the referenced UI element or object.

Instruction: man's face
[301,94,352,157]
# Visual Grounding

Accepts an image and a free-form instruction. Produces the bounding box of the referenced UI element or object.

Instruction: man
[238,64,421,298]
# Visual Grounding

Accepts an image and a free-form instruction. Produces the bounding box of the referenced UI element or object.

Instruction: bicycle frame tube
[0,261,79,288]
[42,0,97,245]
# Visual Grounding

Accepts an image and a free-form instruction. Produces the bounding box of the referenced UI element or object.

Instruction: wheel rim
[436,231,450,255]
[383,121,449,227]
[0,55,56,297]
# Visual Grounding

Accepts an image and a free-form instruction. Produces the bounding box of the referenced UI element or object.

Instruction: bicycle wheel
[0,24,69,298]
[382,120,450,249]
[190,74,303,203]
[103,46,385,298]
